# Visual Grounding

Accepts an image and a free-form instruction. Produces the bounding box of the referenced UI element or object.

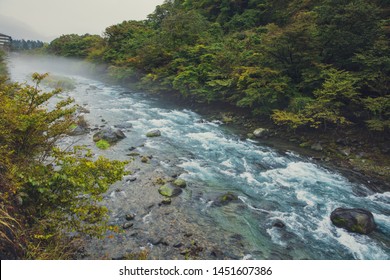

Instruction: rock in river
[158,183,182,197]
[330,207,376,234]
[253,128,270,138]
[146,129,161,137]
[213,192,239,207]
[93,127,126,143]
[173,178,187,188]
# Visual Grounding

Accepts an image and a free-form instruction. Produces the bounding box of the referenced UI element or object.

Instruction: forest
[47,0,390,134]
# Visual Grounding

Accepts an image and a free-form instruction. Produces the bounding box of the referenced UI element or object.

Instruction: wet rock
[247,133,255,139]
[273,220,285,228]
[253,128,270,138]
[161,198,172,205]
[122,222,134,229]
[141,156,149,163]
[93,127,126,143]
[330,207,376,234]
[173,242,183,248]
[125,213,136,221]
[114,122,133,130]
[213,192,239,207]
[68,125,89,136]
[158,183,183,198]
[123,175,137,182]
[311,142,323,151]
[173,178,187,188]
[146,130,161,137]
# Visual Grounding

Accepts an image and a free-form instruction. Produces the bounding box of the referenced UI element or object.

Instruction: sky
[0,0,165,41]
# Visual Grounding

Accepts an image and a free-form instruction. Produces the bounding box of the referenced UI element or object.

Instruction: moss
[173,178,187,188]
[96,139,110,150]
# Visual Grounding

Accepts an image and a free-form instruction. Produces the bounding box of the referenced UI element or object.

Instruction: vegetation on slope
[47,0,390,135]
[0,52,126,259]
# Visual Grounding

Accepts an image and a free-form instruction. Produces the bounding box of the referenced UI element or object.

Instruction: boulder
[68,125,89,136]
[253,128,270,138]
[158,183,182,197]
[146,129,161,137]
[173,178,187,188]
[330,207,376,234]
[93,127,126,143]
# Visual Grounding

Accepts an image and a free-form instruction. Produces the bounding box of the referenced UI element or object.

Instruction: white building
[0,33,12,49]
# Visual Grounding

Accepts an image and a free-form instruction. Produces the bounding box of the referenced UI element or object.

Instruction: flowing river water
[7,54,390,260]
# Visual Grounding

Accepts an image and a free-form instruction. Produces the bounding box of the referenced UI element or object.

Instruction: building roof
[0,33,12,38]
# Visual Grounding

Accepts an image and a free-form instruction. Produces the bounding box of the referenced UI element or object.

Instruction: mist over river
[7,54,390,260]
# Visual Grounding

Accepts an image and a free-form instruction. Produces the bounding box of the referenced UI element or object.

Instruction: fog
[0,0,165,41]
[8,53,108,82]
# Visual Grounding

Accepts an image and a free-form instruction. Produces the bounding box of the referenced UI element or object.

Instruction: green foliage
[48,34,105,58]
[0,73,127,258]
[46,0,389,134]
[0,50,8,77]
[24,147,126,236]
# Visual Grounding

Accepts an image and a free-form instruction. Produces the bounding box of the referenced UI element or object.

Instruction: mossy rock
[146,129,161,137]
[93,127,126,143]
[213,192,239,207]
[330,207,376,234]
[158,183,182,198]
[173,178,187,188]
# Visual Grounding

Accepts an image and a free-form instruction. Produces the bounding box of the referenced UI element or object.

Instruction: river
[7,54,390,260]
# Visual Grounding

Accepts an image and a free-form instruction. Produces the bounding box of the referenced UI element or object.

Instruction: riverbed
[7,53,390,260]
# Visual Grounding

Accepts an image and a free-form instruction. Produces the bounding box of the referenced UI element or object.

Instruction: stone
[125,213,136,221]
[141,156,149,163]
[330,207,376,234]
[213,192,239,207]
[158,183,183,197]
[123,175,137,182]
[122,222,134,229]
[311,142,323,151]
[273,220,285,228]
[68,125,89,136]
[173,178,187,188]
[338,147,351,156]
[93,127,126,143]
[161,198,172,205]
[114,122,133,129]
[146,129,161,137]
[253,128,270,138]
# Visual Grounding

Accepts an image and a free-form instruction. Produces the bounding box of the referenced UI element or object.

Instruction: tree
[0,73,126,258]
